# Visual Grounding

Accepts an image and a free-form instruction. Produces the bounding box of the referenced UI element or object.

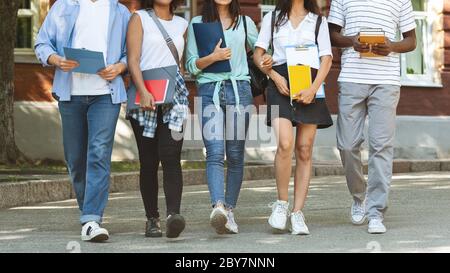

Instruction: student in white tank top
[126,0,189,239]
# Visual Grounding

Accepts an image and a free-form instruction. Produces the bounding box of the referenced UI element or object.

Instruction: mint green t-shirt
[185,15,259,108]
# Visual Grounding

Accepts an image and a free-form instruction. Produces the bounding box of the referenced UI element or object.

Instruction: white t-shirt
[135,10,188,71]
[328,0,416,86]
[71,0,110,96]
[255,12,333,66]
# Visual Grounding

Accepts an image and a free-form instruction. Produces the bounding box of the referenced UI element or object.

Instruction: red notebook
[135,79,170,105]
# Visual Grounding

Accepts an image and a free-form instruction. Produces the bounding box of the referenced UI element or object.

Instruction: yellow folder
[287,64,312,102]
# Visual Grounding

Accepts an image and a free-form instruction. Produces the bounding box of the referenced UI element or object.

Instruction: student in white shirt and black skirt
[253,0,333,236]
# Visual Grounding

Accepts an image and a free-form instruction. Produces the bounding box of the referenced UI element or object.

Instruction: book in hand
[359,28,386,58]
[286,45,325,104]
[288,64,315,104]
[63,47,106,74]
[135,80,170,105]
[127,65,177,109]
[192,22,231,73]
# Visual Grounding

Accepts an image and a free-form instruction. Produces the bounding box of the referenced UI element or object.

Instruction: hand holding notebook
[63,47,106,74]
[192,22,232,73]
[126,65,178,111]
[286,45,325,104]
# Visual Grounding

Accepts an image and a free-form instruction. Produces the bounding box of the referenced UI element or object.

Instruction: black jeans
[130,110,184,219]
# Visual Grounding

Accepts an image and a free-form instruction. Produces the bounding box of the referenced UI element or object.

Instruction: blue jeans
[58,95,120,224]
[198,81,253,209]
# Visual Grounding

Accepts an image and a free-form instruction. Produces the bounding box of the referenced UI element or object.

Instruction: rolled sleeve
[245,16,259,52]
[318,17,333,58]
[34,9,58,67]
[185,18,202,76]
[254,12,273,51]
[35,44,57,66]
[120,8,131,67]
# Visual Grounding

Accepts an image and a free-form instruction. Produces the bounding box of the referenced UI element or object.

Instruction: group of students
[35,0,417,242]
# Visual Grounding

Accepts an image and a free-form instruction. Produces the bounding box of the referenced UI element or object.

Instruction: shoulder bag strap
[146,9,180,67]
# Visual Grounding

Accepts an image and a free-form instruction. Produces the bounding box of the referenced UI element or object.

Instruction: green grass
[0,176,40,183]
[0,160,264,182]
[0,160,214,177]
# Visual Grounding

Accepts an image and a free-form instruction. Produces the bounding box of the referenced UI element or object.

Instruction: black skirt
[266,64,333,129]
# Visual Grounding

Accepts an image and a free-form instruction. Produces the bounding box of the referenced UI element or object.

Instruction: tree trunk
[0,0,26,164]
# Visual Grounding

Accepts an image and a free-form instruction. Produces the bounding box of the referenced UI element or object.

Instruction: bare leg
[272,118,295,202]
[292,124,317,212]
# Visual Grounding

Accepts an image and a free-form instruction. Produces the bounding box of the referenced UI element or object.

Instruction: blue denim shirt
[34,0,131,104]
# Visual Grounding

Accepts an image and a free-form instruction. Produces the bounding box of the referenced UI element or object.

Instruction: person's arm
[294,55,332,104]
[127,13,155,111]
[253,13,288,96]
[119,8,131,67]
[35,3,79,71]
[97,63,127,81]
[195,38,231,70]
[329,23,370,53]
[371,30,416,56]
[253,47,289,96]
[47,55,79,72]
[185,18,231,74]
[246,16,259,52]
[295,17,333,104]
[327,0,370,53]
[98,8,130,81]
[372,0,417,57]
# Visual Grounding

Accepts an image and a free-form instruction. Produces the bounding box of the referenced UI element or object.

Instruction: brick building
[14,0,450,115]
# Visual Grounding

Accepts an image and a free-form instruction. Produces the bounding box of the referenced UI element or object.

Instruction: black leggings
[130,111,184,219]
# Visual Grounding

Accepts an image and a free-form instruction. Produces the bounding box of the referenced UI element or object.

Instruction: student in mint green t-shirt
[185,0,259,235]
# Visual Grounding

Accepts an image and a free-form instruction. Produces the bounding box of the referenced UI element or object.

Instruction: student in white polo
[328,0,417,234]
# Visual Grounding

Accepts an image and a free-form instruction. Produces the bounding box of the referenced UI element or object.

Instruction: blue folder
[192,22,231,73]
[63,47,106,74]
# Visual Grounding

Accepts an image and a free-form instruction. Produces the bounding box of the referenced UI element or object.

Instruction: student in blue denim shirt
[34,0,130,242]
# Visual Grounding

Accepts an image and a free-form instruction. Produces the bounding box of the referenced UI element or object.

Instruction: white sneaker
[225,210,239,234]
[368,218,387,234]
[210,202,228,235]
[268,200,289,232]
[290,211,310,235]
[351,200,367,225]
[81,221,109,242]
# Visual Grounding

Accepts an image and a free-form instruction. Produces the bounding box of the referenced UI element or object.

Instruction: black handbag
[242,12,276,99]
[242,16,267,98]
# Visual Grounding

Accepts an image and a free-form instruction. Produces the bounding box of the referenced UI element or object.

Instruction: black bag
[242,13,276,99]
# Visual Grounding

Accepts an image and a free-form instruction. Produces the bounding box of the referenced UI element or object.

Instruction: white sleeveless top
[135,10,188,71]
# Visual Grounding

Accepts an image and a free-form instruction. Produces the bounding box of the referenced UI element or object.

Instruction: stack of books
[359,28,386,58]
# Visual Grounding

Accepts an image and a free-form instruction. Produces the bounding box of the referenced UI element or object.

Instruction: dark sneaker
[166,214,185,238]
[145,218,163,238]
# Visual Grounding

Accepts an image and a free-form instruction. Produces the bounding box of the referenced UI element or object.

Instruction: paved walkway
[1,172,450,253]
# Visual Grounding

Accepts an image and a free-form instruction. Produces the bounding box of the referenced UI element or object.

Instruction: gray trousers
[337,82,400,219]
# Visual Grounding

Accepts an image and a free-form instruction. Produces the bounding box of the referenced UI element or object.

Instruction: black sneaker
[145,218,163,238]
[166,214,185,238]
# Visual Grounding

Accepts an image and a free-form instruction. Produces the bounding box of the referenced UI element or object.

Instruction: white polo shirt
[255,12,333,66]
[328,0,416,86]
[71,0,111,96]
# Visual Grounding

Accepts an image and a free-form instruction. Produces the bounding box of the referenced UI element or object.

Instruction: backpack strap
[243,15,249,50]
[315,15,323,46]
[270,11,276,53]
